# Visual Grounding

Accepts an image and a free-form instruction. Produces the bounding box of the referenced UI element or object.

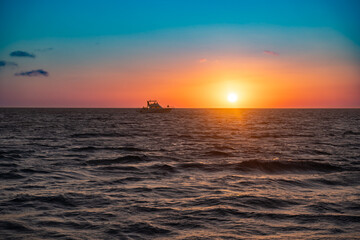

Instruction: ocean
[0,108,359,239]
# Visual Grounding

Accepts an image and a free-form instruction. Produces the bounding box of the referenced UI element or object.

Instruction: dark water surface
[0,108,359,239]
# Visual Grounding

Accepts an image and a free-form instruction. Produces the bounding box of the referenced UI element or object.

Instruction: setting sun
[227,93,238,103]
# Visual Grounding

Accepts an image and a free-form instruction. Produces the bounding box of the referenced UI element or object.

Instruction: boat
[139,100,172,113]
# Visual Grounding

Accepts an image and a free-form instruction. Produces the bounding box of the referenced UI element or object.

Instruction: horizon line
[0,107,359,109]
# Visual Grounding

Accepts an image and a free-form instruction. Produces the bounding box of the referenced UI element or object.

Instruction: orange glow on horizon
[2,52,358,108]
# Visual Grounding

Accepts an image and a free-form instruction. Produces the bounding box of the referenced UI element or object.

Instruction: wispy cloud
[35,47,53,52]
[0,60,18,67]
[10,50,36,58]
[15,69,49,77]
[199,58,207,63]
[263,50,279,56]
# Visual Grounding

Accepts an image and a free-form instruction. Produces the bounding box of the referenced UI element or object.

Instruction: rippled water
[0,108,359,239]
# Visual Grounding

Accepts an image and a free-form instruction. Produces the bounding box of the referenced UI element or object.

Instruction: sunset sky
[0,0,359,108]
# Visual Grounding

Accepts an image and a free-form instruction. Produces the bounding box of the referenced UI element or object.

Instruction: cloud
[0,60,18,67]
[263,50,279,56]
[199,58,207,63]
[15,69,49,77]
[10,50,36,58]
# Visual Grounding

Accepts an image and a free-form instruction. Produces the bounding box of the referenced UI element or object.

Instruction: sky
[0,0,359,108]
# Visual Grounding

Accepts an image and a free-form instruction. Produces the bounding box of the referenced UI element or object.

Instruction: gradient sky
[0,0,359,107]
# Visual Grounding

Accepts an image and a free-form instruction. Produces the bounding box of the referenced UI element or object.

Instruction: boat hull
[138,108,172,113]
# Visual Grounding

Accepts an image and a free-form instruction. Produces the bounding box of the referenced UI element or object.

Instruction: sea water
[0,108,359,239]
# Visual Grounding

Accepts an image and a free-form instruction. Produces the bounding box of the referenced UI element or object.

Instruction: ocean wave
[187,207,360,224]
[19,168,50,174]
[71,146,98,152]
[7,193,112,208]
[0,162,19,168]
[148,164,177,173]
[111,177,143,184]
[240,196,300,209]
[86,155,148,165]
[250,133,315,139]
[305,149,332,155]
[9,194,76,207]
[213,145,236,151]
[97,166,140,171]
[178,160,343,173]
[234,160,343,173]
[0,220,34,233]
[308,177,353,186]
[0,171,25,179]
[162,220,203,230]
[71,146,145,152]
[306,202,343,213]
[276,179,312,187]
[118,146,144,152]
[343,130,360,136]
[178,162,219,172]
[123,222,171,236]
[0,149,33,155]
[183,195,300,210]
[133,206,175,214]
[37,220,97,230]
[203,150,233,157]
[70,132,127,138]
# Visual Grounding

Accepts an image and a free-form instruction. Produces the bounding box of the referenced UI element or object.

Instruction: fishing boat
[139,100,172,113]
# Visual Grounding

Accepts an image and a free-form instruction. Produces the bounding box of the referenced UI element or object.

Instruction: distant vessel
[139,100,172,113]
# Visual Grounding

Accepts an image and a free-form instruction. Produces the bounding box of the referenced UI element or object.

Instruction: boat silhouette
[139,100,172,113]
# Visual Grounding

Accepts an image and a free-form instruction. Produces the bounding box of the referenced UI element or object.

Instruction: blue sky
[1,0,359,46]
[0,0,359,107]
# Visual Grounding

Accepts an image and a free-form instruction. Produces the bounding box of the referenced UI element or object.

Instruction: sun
[227,93,238,103]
